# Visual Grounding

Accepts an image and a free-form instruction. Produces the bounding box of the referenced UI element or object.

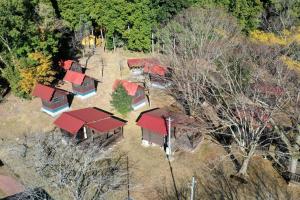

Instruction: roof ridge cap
[86,116,112,125]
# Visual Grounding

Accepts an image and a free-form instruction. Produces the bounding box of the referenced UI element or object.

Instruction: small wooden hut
[136,107,203,151]
[54,107,126,144]
[144,64,170,89]
[63,70,96,99]
[113,80,147,110]
[127,58,170,88]
[32,83,69,117]
[60,60,83,73]
[127,58,159,75]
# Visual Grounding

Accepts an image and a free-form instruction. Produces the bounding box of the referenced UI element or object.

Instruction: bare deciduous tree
[160,7,290,178]
[2,132,128,200]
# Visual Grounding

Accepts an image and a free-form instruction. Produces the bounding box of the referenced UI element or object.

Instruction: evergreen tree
[110,84,133,116]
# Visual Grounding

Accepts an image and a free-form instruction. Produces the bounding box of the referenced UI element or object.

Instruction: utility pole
[166,117,173,159]
[190,176,196,200]
[127,156,130,200]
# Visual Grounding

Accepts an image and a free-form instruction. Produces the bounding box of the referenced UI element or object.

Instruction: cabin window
[135,89,143,97]
[107,131,114,138]
[82,80,90,87]
[114,128,119,134]
[52,96,64,103]
[82,79,93,88]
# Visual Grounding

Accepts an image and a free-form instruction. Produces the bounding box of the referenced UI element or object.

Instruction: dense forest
[0,0,299,98]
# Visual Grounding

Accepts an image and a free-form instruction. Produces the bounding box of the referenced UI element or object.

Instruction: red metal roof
[54,108,125,135]
[63,70,85,85]
[60,60,74,70]
[127,59,144,68]
[113,80,142,96]
[54,113,85,135]
[136,109,170,136]
[144,65,167,76]
[87,117,125,133]
[67,108,111,123]
[127,58,160,69]
[32,83,55,101]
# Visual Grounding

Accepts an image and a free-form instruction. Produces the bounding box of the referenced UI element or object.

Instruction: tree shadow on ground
[155,162,292,200]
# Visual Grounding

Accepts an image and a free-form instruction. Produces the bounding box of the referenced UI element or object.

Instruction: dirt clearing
[1,48,300,199]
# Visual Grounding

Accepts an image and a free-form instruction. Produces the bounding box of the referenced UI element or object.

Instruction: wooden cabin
[54,107,125,145]
[60,60,83,73]
[136,108,203,151]
[127,58,159,75]
[127,58,170,88]
[144,64,170,89]
[113,80,147,110]
[63,70,96,99]
[32,84,69,117]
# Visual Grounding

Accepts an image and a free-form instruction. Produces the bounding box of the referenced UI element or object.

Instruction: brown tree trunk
[237,155,251,177]
[289,156,298,173]
[237,146,256,177]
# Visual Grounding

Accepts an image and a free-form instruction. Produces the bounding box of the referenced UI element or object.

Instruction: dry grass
[0,47,300,199]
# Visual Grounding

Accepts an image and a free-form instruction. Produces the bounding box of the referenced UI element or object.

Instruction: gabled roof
[63,70,85,85]
[54,113,85,135]
[54,108,125,135]
[87,117,125,132]
[127,58,144,68]
[136,109,170,136]
[144,65,168,76]
[127,58,160,68]
[32,84,55,101]
[67,107,111,123]
[61,60,74,70]
[113,80,142,96]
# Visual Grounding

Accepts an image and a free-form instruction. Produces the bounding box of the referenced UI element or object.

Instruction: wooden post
[101,59,104,78]
[113,36,116,52]
[151,32,154,55]
[173,36,176,54]
[100,28,104,41]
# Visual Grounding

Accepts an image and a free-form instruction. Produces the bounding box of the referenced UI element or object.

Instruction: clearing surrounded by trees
[1,1,300,200]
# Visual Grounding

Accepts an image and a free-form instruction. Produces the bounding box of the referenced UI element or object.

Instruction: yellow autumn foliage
[281,56,300,71]
[81,35,101,47]
[250,27,300,46]
[19,52,56,95]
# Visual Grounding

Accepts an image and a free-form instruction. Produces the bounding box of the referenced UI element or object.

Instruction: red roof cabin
[127,58,160,75]
[127,58,171,88]
[32,84,70,117]
[60,60,83,73]
[144,64,171,89]
[136,108,203,151]
[54,107,126,144]
[113,80,147,110]
[63,70,96,99]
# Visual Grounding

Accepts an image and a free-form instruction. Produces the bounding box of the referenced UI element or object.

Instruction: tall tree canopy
[0,0,61,98]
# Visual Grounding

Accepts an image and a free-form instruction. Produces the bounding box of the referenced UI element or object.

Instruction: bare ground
[0,48,300,199]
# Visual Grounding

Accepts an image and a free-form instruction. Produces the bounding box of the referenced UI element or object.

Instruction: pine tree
[110,84,133,116]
